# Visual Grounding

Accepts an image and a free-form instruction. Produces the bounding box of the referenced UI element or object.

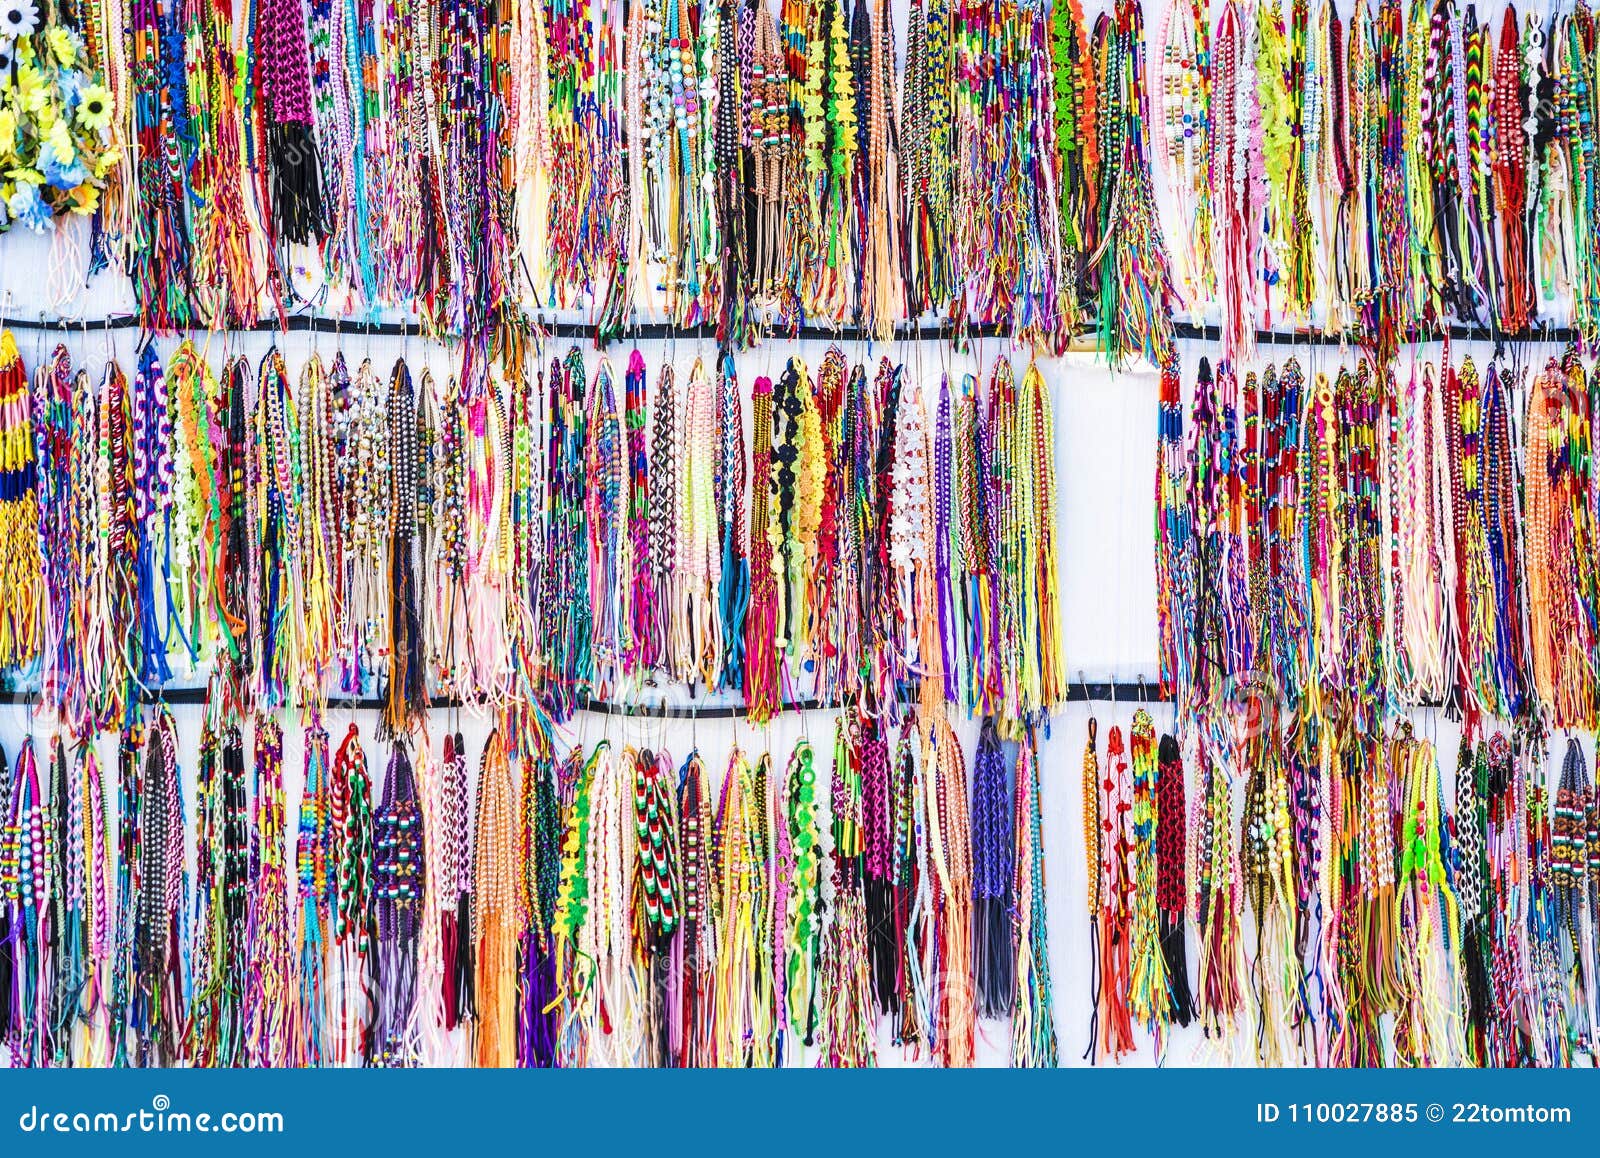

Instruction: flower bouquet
[0,0,116,232]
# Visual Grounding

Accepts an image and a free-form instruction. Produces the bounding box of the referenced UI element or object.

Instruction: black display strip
[0,681,1165,716]
[3,312,1578,346]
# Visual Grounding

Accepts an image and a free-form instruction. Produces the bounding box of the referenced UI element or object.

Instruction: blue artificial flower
[7,179,49,230]
[40,147,86,191]
[55,66,82,108]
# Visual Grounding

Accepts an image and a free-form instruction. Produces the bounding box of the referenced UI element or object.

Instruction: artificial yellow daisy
[44,26,75,66]
[45,120,72,165]
[76,83,111,132]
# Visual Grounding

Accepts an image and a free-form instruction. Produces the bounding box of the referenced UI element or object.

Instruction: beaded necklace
[474,728,520,1066]
[373,741,425,1065]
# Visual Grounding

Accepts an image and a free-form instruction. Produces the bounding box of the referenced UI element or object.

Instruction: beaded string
[674,358,724,689]
[970,716,1013,1018]
[584,358,625,691]
[712,746,775,1065]
[184,720,250,1067]
[382,360,428,734]
[1095,718,1134,1059]
[245,717,293,1067]
[2,741,46,1064]
[924,713,974,1065]
[539,350,591,719]
[1392,725,1466,1065]
[1155,732,1192,1028]
[815,713,875,1067]
[0,334,42,671]
[517,714,561,1067]
[783,736,821,1045]
[714,354,749,691]
[622,352,660,678]
[671,747,716,1066]
[994,723,1047,1068]
[440,731,475,1032]
[1191,738,1244,1056]
[330,721,375,1066]
[473,728,520,1067]
[294,721,333,1065]
[745,374,780,721]
[1126,708,1168,1047]
[631,743,679,1064]
[373,741,426,1066]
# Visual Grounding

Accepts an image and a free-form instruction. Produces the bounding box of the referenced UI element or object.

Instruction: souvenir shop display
[4,0,1600,1074]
